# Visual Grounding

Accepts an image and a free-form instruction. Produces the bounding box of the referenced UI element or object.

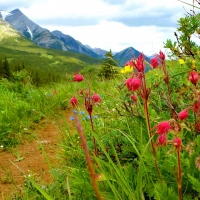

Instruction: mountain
[0,9,151,66]
[85,45,107,58]
[114,47,150,66]
[1,9,67,50]
[51,30,99,58]
[0,9,99,58]
[0,18,101,74]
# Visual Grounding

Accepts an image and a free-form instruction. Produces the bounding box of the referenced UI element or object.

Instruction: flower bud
[158,134,167,147]
[125,77,141,91]
[74,73,84,82]
[150,57,159,69]
[130,94,137,101]
[159,51,165,61]
[173,137,182,149]
[178,109,189,120]
[92,93,101,103]
[70,96,78,108]
[155,121,171,135]
[189,71,198,85]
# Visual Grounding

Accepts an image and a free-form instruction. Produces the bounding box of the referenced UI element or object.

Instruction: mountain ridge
[0,8,151,66]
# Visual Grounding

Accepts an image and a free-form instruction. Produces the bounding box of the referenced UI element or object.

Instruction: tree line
[0,56,63,86]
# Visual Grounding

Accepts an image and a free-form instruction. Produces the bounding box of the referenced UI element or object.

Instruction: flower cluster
[153,120,182,149]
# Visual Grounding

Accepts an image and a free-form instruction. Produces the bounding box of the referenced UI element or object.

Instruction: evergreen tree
[0,56,6,78]
[99,49,118,79]
[3,57,11,79]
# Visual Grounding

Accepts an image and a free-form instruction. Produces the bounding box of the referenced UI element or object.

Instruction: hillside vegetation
[0,19,101,77]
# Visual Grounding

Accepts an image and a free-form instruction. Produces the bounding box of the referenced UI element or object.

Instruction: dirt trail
[0,112,73,199]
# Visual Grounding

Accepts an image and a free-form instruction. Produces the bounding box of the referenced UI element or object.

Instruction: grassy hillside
[0,21,101,76]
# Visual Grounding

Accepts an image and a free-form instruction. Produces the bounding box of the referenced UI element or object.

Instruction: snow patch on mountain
[0,11,12,20]
[26,25,33,40]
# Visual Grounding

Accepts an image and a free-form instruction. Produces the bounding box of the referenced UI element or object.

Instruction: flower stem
[73,111,103,200]
[177,148,182,200]
[162,62,176,118]
[89,113,98,157]
[142,74,162,182]
[143,99,162,182]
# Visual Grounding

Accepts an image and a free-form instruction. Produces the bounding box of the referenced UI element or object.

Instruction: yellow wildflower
[120,65,133,73]
[120,69,126,73]
[124,65,133,72]
[179,59,185,65]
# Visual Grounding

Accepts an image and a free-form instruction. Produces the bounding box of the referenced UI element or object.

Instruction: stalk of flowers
[152,51,176,118]
[188,70,200,132]
[71,73,102,156]
[73,110,103,200]
[152,119,183,200]
[124,53,161,181]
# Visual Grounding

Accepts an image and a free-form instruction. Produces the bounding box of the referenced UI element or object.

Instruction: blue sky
[0,0,197,55]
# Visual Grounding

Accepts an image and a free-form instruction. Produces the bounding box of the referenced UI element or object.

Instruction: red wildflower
[125,77,141,91]
[70,96,78,108]
[155,121,171,135]
[178,109,189,121]
[189,71,198,85]
[150,57,159,69]
[193,97,200,112]
[159,50,165,61]
[173,137,182,149]
[74,73,84,82]
[135,53,145,72]
[158,134,167,147]
[130,94,137,101]
[92,93,101,103]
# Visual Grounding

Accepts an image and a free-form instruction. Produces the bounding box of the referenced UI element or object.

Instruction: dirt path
[0,112,73,199]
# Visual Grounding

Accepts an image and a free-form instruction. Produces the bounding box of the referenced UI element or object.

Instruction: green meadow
[1,2,200,199]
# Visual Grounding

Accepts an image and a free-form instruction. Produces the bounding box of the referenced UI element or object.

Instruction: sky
[0,0,198,56]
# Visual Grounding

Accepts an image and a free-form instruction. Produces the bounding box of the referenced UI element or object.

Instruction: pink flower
[92,93,101,103]
[135,53,145,72]
[178,109,189,120]
[125,77,141,91]
[173,137,182,149]
[155,121,171,134]
[158,134,167,147]
[150,57,159,69]
[193,97,200,112]
[159,51,165,61]
[70,96,78,108]
[130,94,137,101]
[74,73,84,82]
[189,71,198,85]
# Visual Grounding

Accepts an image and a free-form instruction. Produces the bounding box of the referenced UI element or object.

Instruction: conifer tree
[99,49,118,79]
[3,57,11,79]
[0,56,5,78]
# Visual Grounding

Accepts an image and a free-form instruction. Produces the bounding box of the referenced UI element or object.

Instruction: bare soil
[0,111,73,199]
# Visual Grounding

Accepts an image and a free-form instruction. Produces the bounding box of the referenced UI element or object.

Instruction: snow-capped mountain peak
[0,11,12,20]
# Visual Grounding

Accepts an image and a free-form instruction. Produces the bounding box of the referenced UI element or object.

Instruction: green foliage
[164,11,200,60]
[98,49,120,79]
[3,2,200,200]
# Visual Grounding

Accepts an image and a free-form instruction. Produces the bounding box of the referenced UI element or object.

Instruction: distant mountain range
[0,8,151,66]
[0,18,102,74]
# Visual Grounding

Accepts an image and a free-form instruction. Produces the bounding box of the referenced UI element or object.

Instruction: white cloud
[0,0,197,56]
[43,20,176,55]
